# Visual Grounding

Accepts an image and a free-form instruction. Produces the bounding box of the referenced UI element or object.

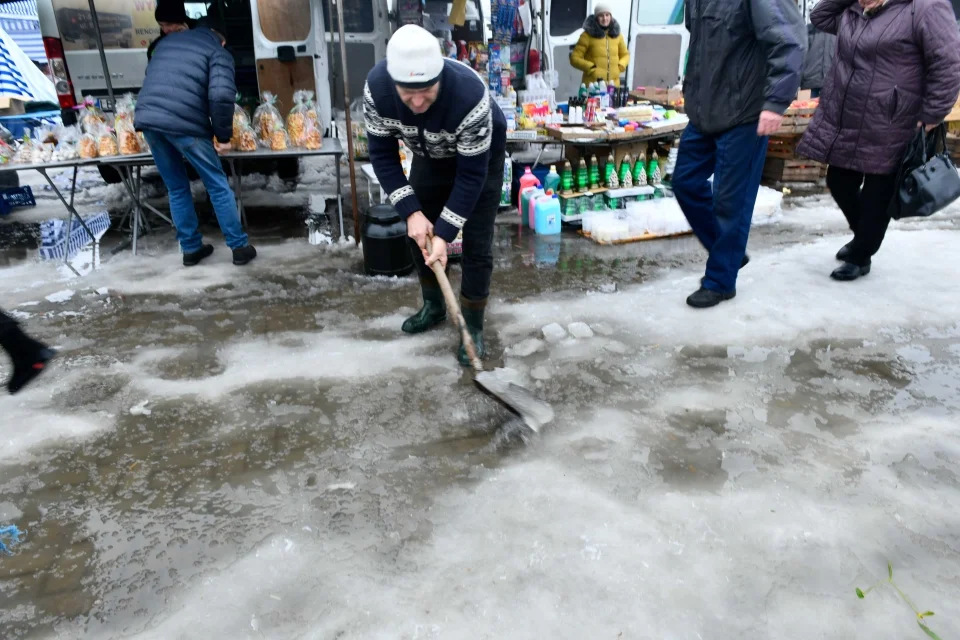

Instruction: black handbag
[889,124,960,220]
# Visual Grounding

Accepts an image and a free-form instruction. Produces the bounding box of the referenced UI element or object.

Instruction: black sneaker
[831,261,870,281]
[232,245,257,266]
[183,244,214,267]
[686,287,736,308]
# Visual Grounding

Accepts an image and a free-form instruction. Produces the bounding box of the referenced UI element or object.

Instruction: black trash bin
[361,204,415,277]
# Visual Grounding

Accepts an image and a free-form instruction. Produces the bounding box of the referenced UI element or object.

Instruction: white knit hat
[387,25,444,88]
[593,2,613,16]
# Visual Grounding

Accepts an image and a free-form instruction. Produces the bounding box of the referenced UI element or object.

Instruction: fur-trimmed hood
[582,14,621,38]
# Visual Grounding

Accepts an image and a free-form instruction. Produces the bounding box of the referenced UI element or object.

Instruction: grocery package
[78,129,99,159]
[54,125,81,161]
[233,120,258,152]
[115,93,141,155]
[254,91,282,144]
[0,140,14,165]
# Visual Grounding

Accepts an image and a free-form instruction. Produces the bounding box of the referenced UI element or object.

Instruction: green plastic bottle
[634,152,648,186]
[589,155,600,189]
[577,158,589,193]
[618,154,633,187]
[544,165,561,194]
[603,153,616,187]
[648,151,662,185]
[561,160,574,194]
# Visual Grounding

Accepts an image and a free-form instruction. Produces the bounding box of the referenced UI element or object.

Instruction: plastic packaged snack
[269,121,289,151]
[0,140,14,165]
[98,128,119,157]
[54,125,81,161]
[80,97,106,134]
[14,129,35,164]
[78,131,99,159]
[254,91,281,144]
[233,122,258,152]
[138,132,150,153]
[115,93,141,155]
[286,90,317,146]
[304,117,323,150]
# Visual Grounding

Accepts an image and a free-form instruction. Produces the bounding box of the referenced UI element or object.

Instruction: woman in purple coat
[797,0,960,281]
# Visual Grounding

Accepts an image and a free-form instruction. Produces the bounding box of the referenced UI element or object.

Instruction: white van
[36,0,390,134]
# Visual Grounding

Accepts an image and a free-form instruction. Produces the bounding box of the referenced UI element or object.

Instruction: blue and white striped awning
[0,2,43,63]
[0,28,33,99]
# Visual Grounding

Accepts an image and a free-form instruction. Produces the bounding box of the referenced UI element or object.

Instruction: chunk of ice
[505,338,545,358]
[568,322,594,339]
[45,289,75,303]
[129,401,152,416]
[541,323,567,343]
[531,366,552,381]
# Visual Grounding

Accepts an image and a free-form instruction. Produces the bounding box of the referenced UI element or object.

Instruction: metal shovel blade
[474,369,555,433]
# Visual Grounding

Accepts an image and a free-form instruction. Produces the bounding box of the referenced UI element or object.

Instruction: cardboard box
[0,97,26,116]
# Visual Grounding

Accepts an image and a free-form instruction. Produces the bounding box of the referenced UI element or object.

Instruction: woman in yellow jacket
[570,4,630,86]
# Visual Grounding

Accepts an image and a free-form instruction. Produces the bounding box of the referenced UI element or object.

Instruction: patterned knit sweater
[363,59,507,242]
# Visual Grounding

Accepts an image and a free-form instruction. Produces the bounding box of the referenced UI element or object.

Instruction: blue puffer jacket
[134,28,236,143]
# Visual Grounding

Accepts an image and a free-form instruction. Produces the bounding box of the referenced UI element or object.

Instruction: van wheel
[0,172,19,189]
[98,165,123,185]
[277,158,300,181]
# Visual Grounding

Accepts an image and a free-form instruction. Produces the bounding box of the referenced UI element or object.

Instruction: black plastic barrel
[361,204,415,277]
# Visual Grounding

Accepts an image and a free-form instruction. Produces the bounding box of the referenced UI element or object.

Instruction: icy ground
[1,183,960,639]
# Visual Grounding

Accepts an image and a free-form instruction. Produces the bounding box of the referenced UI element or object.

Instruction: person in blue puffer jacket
[134,17,256,267]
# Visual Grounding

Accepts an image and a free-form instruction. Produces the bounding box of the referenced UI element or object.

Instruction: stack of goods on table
[249,90,323,153]
[763,96,825,188]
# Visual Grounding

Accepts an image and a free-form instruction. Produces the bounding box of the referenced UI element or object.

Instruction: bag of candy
[115,93,141,155]
[254,91,281,144]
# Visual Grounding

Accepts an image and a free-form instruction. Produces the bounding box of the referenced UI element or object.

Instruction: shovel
[427,239,555,433]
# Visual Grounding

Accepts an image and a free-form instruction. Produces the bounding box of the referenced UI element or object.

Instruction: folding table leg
[336,152,345,242]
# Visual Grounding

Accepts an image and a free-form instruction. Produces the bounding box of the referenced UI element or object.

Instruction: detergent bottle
[543,165,561,195]
[535,193,562,235]
[518,166,541,224]
[524,187,545,228]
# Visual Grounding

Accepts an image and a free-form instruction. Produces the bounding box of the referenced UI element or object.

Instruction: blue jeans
[672,121,768,293]
[142,130,247,253]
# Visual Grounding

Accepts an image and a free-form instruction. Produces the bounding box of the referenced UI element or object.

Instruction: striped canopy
[0,20,55,102]
[0,1,43,63]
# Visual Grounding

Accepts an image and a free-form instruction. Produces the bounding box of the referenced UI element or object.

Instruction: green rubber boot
[401,282,447,334]
[457,297,487,366]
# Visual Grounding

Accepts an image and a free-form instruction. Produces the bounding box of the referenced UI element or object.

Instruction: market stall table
[0,158,103,275]
[100,139,346,255]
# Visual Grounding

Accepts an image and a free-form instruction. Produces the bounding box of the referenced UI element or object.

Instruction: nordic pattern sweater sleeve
[433,97,493,243]
[363,82,423,219]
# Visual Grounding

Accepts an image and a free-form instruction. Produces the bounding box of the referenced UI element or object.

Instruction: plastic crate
[0,186,36,216]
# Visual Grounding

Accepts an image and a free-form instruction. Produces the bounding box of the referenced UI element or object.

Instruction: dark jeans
[825,166,897,266]
[142,130,249,253]
[0,308,14,331]
[672,121,768,293]
[407,152,504,301]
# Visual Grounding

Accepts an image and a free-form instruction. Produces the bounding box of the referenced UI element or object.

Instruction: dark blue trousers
[672,122,768,294]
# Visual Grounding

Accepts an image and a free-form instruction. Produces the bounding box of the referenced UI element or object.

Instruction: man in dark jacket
[801,24,836,97]
[673,0,806,308]
[364,25,507,365]
[135,19,256,267]
[147,0,194,61]
[0,309,54,394]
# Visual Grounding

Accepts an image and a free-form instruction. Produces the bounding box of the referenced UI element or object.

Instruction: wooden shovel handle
[426,238,484,373]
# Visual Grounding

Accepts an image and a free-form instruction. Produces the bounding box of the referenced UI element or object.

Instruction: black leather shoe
[831,261,870,281]
[741,254,750,269]
[686,287,736,308]
[183,244,213,267]
[836,243,854,262]
[232,245,257,266]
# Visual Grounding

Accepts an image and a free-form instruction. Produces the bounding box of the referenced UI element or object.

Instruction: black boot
[836,242,854,262]
[232,245,257,266]
[0,322,55,394]
[686,287,736,308]
[457,297,486,366]
[401,281,447,334]
[831,261,870,281]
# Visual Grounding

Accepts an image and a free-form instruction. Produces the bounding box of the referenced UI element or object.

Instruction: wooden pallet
[766,136,801,159]
[763,157,826,183]
[775,107,816,135]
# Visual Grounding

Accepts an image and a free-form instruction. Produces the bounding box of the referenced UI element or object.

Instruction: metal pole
[334,0,362,244]
[87,0,115,108]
